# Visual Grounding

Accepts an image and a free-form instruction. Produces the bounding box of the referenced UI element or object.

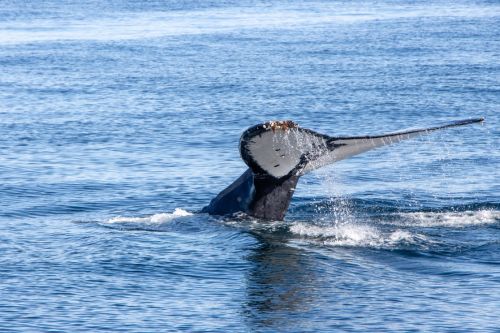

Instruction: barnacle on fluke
[263,120,298,132]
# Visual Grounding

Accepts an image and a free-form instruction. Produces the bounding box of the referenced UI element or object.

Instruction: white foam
[389,229,414,243]
[289,222,425,248]
[107,208,192,224]
[401,209,499,228]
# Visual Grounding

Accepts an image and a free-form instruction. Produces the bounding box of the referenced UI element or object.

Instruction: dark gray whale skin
[202,118,484,221]
[201,169,299,221]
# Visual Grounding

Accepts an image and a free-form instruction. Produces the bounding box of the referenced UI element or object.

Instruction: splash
[289,222,426,248]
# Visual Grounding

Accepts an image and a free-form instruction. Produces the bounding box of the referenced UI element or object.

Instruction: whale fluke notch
[204,117,484,220]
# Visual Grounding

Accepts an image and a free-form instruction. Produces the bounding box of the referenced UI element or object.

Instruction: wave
[0,4,496,44]
[98,205,498,251]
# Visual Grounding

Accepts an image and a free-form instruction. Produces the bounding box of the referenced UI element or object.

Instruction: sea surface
[1,0,499,331]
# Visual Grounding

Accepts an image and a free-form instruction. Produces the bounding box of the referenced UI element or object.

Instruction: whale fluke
[203,118,483,220]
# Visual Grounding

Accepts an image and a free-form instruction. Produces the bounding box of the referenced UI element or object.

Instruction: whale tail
[239,118,484,180]
[204,118,484,220]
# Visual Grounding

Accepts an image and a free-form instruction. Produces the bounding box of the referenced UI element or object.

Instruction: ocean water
[1,0,499,331]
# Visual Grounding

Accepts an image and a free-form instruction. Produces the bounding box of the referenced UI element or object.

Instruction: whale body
[202,118,484,220]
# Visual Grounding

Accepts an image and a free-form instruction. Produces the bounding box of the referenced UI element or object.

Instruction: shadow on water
[242,232,322,332]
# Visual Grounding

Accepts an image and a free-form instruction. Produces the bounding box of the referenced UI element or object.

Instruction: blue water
[1,0,499,331]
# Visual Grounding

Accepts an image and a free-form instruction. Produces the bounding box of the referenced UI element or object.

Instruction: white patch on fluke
[245,128,327,178]
[304,133,418,174]
[107,208,192,224]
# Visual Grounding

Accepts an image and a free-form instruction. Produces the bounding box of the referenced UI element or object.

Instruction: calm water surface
[1,0,499,331]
